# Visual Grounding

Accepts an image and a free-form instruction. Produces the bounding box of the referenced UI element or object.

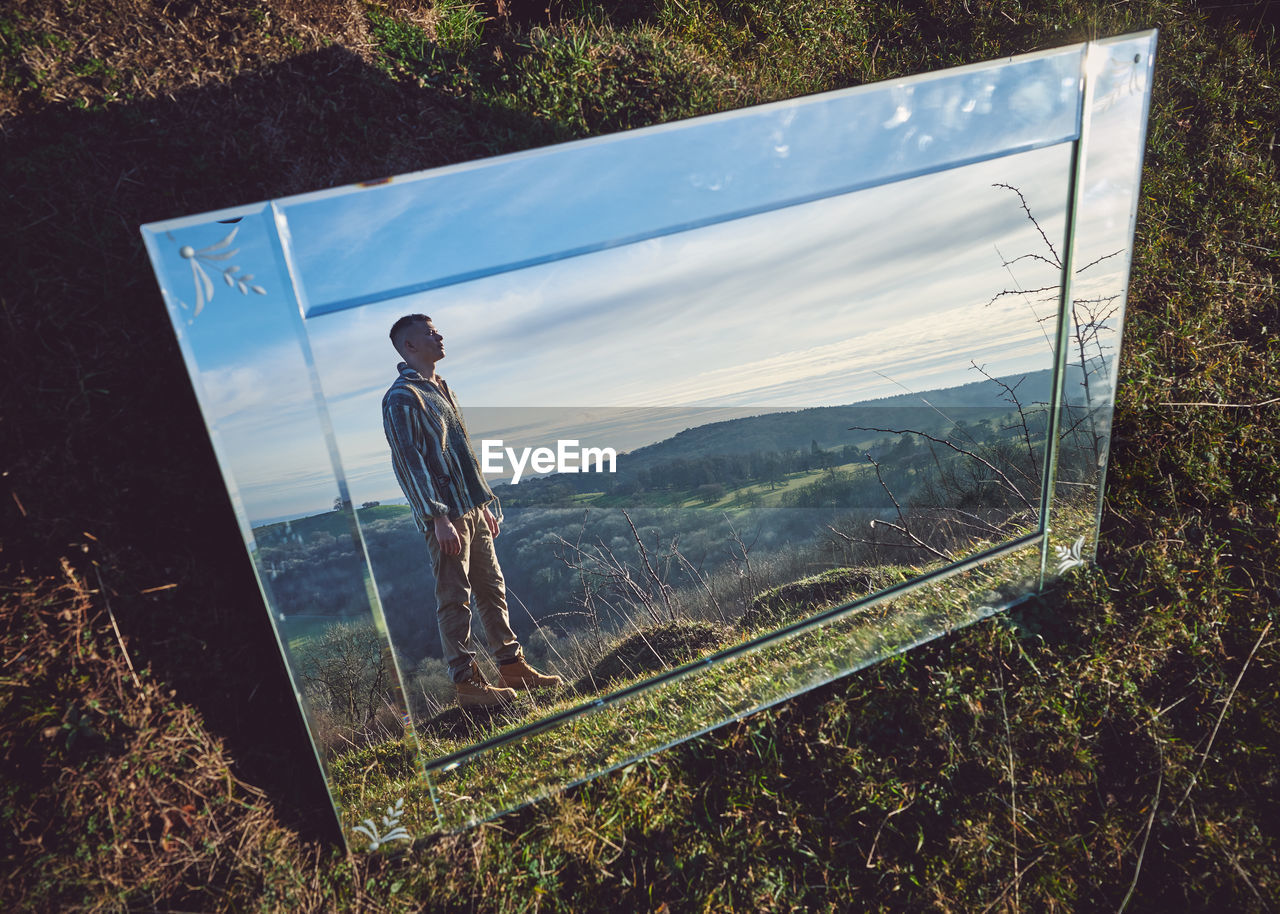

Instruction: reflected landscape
[140,32,1155,845]
[299,144,1072,754]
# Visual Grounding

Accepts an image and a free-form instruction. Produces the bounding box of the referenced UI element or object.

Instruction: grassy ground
[570,460,875,509]
[2,0,1279,910]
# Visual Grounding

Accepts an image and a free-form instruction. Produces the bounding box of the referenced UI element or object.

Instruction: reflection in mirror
[427,536,1047,828]
[277,42,1084,316]
[302,143,1073,772]
[141,31,1155,846]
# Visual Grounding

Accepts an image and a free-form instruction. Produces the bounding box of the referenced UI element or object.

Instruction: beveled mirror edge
[1042,28,1158,580]
[1083,30,1159,566]
[138,215,349,837]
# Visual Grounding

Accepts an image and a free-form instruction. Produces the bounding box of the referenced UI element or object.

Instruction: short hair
[389,314,432,355]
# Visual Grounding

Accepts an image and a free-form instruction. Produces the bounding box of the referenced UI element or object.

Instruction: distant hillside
[256,368,1066,529]
[252,503,409,542]
[618,367,1062,469]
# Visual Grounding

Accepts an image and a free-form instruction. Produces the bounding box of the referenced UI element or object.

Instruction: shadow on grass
[1,43,567,843]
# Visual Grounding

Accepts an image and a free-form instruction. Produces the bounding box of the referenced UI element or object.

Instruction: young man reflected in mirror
[382,314,562,708]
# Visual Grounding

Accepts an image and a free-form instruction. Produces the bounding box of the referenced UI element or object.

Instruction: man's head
[390,314,444,367]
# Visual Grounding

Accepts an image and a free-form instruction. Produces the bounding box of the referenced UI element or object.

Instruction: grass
[400,545,1030,833]
[564,460,874,509]
[2,0,1278,910]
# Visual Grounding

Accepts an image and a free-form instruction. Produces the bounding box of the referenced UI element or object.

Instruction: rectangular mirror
[141,31,1156,845]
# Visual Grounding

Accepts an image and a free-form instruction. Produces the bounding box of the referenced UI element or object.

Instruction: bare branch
[971,361,1040,481]
[985,284,1061,307]
[999,251,1060,270]
[993,182,1061,267]
[1173,621,1273,815]
[670,547,725,623]
[623,510,675,623]
[1074,248,1124,274]
[865,454,954,562]
[1162,397,1280,409]
[851,425,1037,513]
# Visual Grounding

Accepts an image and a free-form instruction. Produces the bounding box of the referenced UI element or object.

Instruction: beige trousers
[424,506,522,682]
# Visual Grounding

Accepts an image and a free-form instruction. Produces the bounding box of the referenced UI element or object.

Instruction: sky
[140,34,1153,526]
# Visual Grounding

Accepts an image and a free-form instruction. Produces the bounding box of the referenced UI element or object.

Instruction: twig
[971,361,1040,475]
[985,284,1061,307]
[670,548,724,622]
[1074,248,1124,274]
[1162,397,1280,408]
[505,584,575,675]
[992,242,1058,353]
[977,850,1051,914]
[1173,621,1272,814]
[864,454,954,562]
[1116,747,1164,914]
[864,795,915,868]
[993,183,1061,266]
[851,425,1037,513]
[1220,844,1272,911]
[996,663,1020,913]
[92,564,143,692]
[999,251,1060,270]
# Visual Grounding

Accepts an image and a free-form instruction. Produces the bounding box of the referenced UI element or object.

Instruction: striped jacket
[382,363,500,532]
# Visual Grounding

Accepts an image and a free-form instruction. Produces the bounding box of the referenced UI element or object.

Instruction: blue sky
[141,35,1153,525]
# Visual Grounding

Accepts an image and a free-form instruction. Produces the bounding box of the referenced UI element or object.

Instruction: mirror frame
[141,30,1156,846]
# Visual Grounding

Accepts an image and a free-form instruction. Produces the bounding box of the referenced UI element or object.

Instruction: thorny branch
[994,182,1062,266]
[863,453,955,562]
[851,424,1038,514]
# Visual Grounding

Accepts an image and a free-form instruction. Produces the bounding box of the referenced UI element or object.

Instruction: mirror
[141,31,1156,843]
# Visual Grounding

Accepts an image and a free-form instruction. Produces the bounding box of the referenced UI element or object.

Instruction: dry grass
[0,0,377,118]
[0,561,335,911]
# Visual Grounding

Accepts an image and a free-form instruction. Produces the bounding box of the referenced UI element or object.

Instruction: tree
[295,619,400,750]
[696,483,725,505]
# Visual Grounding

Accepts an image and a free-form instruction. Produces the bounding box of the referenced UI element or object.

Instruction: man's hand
[433,515,462,556]
[483,504,500,539]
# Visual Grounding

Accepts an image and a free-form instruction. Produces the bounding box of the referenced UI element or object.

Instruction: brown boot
[455,662,518,708]
[497,656,564,691]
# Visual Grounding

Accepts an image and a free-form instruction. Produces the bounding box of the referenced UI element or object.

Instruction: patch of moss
[573,621,729,693]
[736,565,913,634]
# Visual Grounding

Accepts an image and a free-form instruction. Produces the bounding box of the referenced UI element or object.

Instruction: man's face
[404,320,445,362]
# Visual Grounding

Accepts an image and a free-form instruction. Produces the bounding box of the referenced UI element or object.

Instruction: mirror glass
[1041,33,1158,579]
[141,32,1155,845]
